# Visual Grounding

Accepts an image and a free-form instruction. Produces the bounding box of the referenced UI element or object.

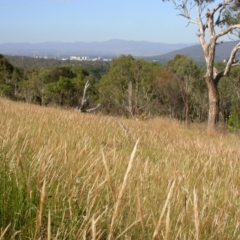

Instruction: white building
[82,56,90,60]
[70,56,81,61]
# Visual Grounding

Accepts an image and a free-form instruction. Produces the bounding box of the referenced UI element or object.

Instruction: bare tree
[166,0,240,129]
[75,80,100,113]
[80,80,90,112]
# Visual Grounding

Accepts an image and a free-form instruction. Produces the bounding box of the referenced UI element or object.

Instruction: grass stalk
[137,189,145,233]
[47,209,51,240]
[116,219,141,239]
[153,179,176,239]
[108,139,140,240]
[101,150,116,201]
[0,224,11,239]
[165,202,171,240]
[91,215,97,240]
[34,179,46,239]
[2,98,240,239]
[194,188,199,240]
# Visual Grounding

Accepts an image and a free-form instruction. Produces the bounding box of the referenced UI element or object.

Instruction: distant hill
[147,41,240,64]
[2,39,239,66]
[0,39,195,57]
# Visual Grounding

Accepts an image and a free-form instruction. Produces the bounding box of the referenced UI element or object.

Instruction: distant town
[34,55,112,62]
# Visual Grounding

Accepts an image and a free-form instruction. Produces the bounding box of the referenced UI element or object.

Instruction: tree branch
[86,103,101,113]
[224,42,240,75]
[216,24,240,39]
[196,4,208,58]
[177,13,198,24]
[174,0,198,25]
[80,80,90,111]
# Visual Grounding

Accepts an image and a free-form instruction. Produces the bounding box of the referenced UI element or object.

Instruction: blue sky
[0,0,201,44]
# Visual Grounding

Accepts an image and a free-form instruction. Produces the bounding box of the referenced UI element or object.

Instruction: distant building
[70,56,90,61]
[82,56,89,60]
[92,57,102,61]
[35,55,48,59]
[34,55,111,62]
[70,56,81,61]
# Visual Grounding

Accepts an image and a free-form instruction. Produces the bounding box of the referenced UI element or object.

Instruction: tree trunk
[206,76,219,130]
[185,98,189,124]
[60,93,64,106]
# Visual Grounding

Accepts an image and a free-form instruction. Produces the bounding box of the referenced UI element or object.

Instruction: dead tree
[75,80,100,113]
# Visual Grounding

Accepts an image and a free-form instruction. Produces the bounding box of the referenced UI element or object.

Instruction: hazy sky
[0,0,205,44]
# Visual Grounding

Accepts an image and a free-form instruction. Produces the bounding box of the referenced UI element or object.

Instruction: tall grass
[1,98,240,239]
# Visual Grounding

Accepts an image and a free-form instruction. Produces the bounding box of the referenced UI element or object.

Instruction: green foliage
[165,55,206,121]
[15,65,98,107]
[18,79,37,103]
[222,3,240,37]
[0,55,14,84]
[71,65,88,79]
[44,66,74,84]
[0,55,17,98]
[0,134,38,239]
[45,77,74,106]
[3,53,240,126]
[99,55,163,117]
[6,55,111,76]
[223,67,240,130]
[218,66,240,124]
[0,84,12,97]
[227,111,240,130]
[167,54,201,78]
[78,61,110,79]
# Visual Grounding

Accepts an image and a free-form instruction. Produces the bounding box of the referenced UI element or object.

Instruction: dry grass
[1,98,240,239]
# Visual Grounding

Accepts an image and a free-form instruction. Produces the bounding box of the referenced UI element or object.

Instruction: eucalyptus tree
[0,54,14,97]
[167,54,204,122]
[217,63,240,127]
[99,55,161,117]
[165,0,240,129]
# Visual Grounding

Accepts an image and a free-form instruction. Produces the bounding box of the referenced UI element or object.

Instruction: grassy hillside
[1,98,240,239]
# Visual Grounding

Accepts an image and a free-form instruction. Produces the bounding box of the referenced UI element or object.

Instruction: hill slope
[147,41,240,63]
[1,98,240,239]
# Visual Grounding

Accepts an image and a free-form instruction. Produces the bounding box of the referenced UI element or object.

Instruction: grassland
[1,98,240,239]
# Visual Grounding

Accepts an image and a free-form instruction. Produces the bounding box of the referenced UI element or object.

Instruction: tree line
[1,53,240,128]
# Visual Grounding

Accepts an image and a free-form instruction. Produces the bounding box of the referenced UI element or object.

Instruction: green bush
[0,84,12,97]
[227,111,240,131]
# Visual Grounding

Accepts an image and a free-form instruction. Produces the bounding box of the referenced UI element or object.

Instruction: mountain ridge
[147,41,240,63]
[1,39,239,63]
[0,39,196,57]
